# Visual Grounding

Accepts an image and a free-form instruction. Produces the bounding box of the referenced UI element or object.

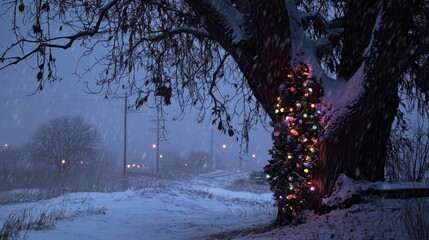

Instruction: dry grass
[401,199,429,240]
[0,203,66,240]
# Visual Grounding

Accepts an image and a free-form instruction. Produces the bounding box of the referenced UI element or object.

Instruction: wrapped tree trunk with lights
[1,0,427,225]
[264,64,324,223]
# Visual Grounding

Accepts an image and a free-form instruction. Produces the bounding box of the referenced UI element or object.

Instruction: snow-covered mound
[236,175,429,240]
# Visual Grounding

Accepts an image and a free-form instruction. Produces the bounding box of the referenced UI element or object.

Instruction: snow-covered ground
[1,171,428,240]
[0,172,275,240]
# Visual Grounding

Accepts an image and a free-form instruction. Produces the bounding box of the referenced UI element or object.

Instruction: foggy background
[0,18,272,174]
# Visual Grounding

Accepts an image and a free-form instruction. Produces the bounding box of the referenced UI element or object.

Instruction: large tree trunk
[313,76,400,203]
[313,0,416,206]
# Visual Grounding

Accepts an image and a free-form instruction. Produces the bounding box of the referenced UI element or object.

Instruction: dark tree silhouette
[27,117,100,176]
[0,144,22,178]
[1,0,428,223]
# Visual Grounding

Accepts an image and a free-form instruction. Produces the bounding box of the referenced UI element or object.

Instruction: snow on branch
[299,10,321,22]
[321,6,385,138]
[201,0,247,44]
[322,63,365,138]
[312,28,344,51]
[284,0,334,82]
[139,27,211,42]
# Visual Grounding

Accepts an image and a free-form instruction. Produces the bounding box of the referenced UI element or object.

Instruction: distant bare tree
[386,115,429,182]
[402,118,429,182]
[27,116,100,176]
[184,151,213,171]
[0,144,22,178]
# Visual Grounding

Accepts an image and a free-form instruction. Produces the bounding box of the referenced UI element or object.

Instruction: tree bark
[314,78,400,204]
[313,0,416,207]
[338,1,378,80]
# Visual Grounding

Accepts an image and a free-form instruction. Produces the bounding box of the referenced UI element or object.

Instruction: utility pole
[148,105,161,173]
[210,127,213,166]
[113,92,128,176]
[156,106,160,173]
[123,92,128,176]
[113,92,143,176]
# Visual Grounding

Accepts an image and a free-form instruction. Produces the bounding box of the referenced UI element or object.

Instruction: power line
[0,95,103,100]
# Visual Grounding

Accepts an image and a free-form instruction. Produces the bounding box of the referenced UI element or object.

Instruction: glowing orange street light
[222,144,227,149]
[252,154,256,158]
[61,159,66,165]
[152,144,157,148]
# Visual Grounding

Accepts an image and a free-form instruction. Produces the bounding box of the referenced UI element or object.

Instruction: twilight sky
[0,13,272,172]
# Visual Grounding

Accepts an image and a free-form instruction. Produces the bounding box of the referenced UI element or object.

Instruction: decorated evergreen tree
[265,63,324,224]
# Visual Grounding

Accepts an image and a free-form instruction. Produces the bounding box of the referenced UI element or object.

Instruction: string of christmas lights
[265,63,324,224]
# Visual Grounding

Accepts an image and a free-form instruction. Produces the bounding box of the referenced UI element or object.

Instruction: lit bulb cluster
[264,63,324,224]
